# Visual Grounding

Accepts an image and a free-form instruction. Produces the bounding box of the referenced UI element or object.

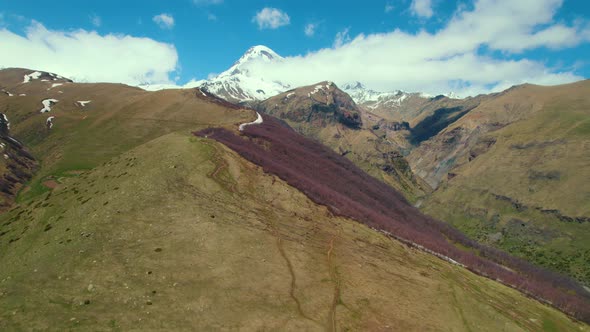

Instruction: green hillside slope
[414,81,590,285]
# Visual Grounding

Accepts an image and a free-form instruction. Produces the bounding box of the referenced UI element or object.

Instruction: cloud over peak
[244,0,589,96]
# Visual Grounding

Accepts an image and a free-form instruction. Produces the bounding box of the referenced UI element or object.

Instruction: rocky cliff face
[0,112,37,211]
[257,81,362,129]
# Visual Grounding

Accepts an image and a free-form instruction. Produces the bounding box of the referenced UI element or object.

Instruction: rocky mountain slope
[255,82,430,202]
[1,68,588,330]
[409,81,590,285]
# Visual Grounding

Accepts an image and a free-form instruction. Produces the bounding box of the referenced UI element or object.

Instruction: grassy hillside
[414,81,590,285]
[0,68,252,204]
[1,132,586,331]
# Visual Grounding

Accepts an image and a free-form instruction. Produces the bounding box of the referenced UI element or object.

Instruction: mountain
[341,81,462,124]
[198,45,291,103]
[255,81,430,202]
[257,81,362,128]
[408,80,590,286]
[1,68,589,330]
[341,81,420,114]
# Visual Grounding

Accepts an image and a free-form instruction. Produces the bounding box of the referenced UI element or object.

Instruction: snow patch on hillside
[1,113,9,129]
[48,83,63,90]
[239,112,263,131]
[308,82,333,97]
[46,116,55,129]
[40,99,59,113]
[23,71,42,83]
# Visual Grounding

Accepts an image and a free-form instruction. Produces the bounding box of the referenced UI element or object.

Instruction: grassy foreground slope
[414,81,590,285]
[0,132,587,331]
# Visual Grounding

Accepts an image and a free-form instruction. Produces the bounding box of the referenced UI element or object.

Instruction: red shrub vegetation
[196,114,590,323]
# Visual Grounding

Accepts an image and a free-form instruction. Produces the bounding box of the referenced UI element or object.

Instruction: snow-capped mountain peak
[237,45,281,64]
[341,81,367,91]
[219,45,283,78]
[199,45,290,103]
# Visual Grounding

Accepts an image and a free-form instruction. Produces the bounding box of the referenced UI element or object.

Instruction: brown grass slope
[0,67,252,204]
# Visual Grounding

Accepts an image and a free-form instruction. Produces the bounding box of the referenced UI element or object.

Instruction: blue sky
[1,0,589,95]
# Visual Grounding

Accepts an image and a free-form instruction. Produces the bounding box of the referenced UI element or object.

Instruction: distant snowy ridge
[342,81,461,109]
[341,81,402,104]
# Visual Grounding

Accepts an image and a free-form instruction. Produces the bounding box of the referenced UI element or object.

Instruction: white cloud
[244,0,590,96]
[385,4,395,13]
[90,14,101,27]
[153,13,175,29]
[252,8,290,30]
[208,13,217,21]
[0,21,178,86]
[304,23,317,37]
[333,28,351,48]
[411,0,433,18]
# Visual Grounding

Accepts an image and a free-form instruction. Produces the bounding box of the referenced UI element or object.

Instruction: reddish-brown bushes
[195,114,590,323]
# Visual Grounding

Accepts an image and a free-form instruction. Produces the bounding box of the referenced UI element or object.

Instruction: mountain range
[1,44,590,330]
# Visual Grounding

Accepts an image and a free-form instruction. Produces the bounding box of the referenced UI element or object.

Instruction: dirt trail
[274,230,311,321]
[327,235,341,332]
[206,143,236,192]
